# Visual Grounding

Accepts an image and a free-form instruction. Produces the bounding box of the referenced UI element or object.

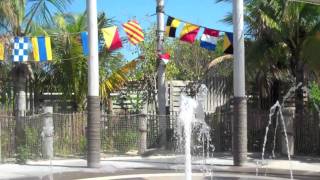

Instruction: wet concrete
[9,169,320,180]
[1,154,320,180]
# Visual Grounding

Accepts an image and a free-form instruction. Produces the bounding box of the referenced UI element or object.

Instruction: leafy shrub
[113,130,138,153]
[1,130,10,159]
[16,145,29,164]
[79,135,87,155]
[102,136,114,152]
[310,82,320,105]
[25,127,41,158]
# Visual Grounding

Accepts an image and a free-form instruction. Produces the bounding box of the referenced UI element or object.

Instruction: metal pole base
[232,97,247,166]
[87,96,101,168]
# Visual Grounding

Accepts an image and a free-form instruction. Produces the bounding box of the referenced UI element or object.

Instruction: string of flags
[0,15,234,63]
[165,15,233,54]
[158,15,234,65]
[0,20,145,62]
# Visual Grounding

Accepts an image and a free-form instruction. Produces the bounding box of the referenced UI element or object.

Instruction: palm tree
[0,0,72,153]
[245,1,320,154]
[42,12,133,112]
[222,0,320,156]
[50,13,90,111]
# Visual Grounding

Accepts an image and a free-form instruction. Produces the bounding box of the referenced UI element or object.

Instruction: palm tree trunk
[156,0,167,148]
[29,80,34,114]
[232,97,247,165]
[14,64,27,150]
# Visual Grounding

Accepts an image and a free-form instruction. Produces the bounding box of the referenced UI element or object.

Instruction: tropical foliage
[218,0,320,108]
[0,1,138,112]
[0,0,319,114]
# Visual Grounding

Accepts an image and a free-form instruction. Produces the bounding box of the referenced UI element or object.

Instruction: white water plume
[176,84,213,180]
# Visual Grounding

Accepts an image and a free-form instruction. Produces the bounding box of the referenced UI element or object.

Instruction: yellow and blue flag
[0,43,4,61]
[31,36,52,62]
[223,32,233,54]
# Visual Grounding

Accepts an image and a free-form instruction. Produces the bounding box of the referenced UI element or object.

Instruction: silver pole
[233,0,247,166]
[87,0,101,168]
[156,0,167,148]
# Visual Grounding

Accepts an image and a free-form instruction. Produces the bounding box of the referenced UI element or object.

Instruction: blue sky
[68,0,232,60]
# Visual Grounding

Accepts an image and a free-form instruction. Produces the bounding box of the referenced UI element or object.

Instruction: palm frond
[24,0,73,33]
[207,54,233,69]
[100,60,139,99]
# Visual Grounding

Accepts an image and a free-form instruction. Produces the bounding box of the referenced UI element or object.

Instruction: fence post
[281,106,295,156]
[42,106,54,159]
[139,114,147,155]
[139,103,148,155]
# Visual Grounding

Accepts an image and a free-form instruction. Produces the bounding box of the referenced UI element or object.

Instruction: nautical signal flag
[0,43,4,61]
[166,16,181,38]
[223,32,233,54]
[101,26,122,51]
[123,20,144,45]
[200,28,219,51]
[31,36,52,62]
[12,37,29,62]
[180,23,200,44]
[80,32,89,56]
[81,31,104,55]
[158,53,170,64]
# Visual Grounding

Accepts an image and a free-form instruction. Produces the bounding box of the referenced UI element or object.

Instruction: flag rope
[1,12,253,63]
[163,12,253,36]
[15,13,156,38]
[163,12,233,34]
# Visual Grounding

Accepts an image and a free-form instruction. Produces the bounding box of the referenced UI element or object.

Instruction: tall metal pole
[87,0,101,168]
[233,0,247,166]
[156,0,167,148]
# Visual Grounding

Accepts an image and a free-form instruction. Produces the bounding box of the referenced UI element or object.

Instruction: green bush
[102,136,114,152]
[1,130,10,159]
[16,145,29,164]
[310,82,320,105]
[25,127,41,158]
[55,136,72,155]
[113,130,138,153]
[79,135,86,155]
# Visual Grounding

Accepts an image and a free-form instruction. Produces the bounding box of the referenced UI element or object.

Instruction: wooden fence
[1,109,320,162]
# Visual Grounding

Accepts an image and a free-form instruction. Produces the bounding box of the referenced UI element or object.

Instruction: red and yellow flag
[180,23,200,44]
[101,26,123,51]
[122,20,144,45]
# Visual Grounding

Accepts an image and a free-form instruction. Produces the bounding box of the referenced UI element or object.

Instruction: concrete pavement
[0,153,319,180]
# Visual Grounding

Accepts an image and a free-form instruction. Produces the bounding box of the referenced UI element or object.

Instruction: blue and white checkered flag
[12,37,29,62]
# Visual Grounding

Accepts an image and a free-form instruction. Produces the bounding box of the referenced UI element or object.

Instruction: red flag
[158,53,170,64]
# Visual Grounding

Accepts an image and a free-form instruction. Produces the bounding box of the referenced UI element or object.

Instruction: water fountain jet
[260,83,303,179]
[176,84,213,180]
